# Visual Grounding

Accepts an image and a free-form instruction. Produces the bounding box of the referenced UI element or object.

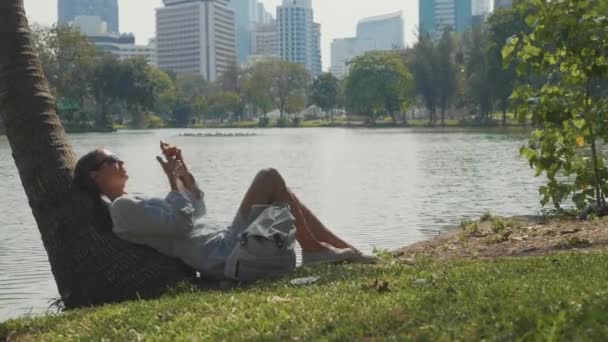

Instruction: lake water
[0,127,544,321]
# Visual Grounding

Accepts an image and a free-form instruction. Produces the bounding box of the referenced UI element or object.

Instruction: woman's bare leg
[238,168,329,252]
[287,189,353,249]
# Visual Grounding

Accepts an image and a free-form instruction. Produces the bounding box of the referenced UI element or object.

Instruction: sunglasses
[94,154,121,170]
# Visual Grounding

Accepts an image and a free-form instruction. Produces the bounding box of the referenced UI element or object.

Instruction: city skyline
[24,0,420,71]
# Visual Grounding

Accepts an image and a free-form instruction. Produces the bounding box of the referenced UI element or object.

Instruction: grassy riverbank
[2,242,608,340]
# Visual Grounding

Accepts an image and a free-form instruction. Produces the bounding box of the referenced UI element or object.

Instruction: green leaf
[525,14,539,27]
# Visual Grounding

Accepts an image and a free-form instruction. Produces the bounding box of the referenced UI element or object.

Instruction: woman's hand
[158,142,201,199]
[156,155,183,191]
[160,141,183,163]
[160,141,193,182]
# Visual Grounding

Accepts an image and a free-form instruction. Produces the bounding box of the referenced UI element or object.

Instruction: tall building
[472,0,491,16]
[277,0,321,77]
[256,2,274,24]
[58,0,119,33]
[419,0,472,40]
[72,16,157,66]
[472,0,492,25]
[312,23,322,76]
[330,38,360,78]
[357,11,405,50]
[330,11,404,79]
[251,23,278,57]
[232,1,275,65]
[156,0,236,81]
[232,0,256,65]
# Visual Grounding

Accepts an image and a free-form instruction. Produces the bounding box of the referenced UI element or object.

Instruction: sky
[24,0,419,71]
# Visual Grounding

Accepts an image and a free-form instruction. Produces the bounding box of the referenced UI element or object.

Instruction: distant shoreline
[0,120,534,136]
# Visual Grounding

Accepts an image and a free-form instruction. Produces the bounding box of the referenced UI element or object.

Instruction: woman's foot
[347,249,379,264]
[302,246,359,266]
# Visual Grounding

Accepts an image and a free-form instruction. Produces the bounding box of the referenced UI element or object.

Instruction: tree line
[22,7,533,131]
[29,24,315,129]
[340,6,531,126]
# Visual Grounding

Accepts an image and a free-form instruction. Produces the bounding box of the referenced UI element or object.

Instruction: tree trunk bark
[0,0,194,310]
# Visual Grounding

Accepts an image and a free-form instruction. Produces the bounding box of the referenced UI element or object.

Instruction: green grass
[3,251,608,340]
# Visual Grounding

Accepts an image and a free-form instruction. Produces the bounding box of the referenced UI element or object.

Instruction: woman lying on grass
[73,142,375,281]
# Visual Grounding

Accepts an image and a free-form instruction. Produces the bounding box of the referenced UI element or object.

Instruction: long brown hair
[72,150,113,232]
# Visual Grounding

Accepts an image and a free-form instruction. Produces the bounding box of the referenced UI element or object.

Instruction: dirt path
[395,214,608,261]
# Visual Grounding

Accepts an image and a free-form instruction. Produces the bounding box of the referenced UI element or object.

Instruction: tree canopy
[505,0,608,211]
[344,51,413,125]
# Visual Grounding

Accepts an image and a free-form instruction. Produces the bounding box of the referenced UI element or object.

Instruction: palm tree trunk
[0,0,194,309]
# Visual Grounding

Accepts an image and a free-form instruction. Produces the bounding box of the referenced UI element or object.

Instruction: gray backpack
[224,204,297,282]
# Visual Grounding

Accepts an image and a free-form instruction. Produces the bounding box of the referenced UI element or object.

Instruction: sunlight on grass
[3,252,608,340]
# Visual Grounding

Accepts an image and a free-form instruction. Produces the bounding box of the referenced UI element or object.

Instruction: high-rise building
[330,38,360,79]
[419,0,472,40]
[156,0,236,81]
[472,0,492,25]
[251,23,278,58]
[71,16,157,66]
[58,0,119,33]
[232,0,257,65]
[256,2,274,24]
[473,0,491,15]
[494,0,513,9]
[357,11,405,50]
[277,0,321,76]
[231,1,275,65]
[312,23,322,76]
[330,11,404,79]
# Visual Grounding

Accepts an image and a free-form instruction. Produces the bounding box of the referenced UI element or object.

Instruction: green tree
[31,24,97,123]
[91,56,156,128]
[172,74,210,126]
[463,26,494,122]
[345,51,413,125]
[310,72,340,123]
[286,94,307,117]
[243,61,274,118]
[271,60,310,119]
[172,97,195,127]
[217,62,247,121]
[486,7,529,126]
[505,0,608,212]
[91,55,123,127]
[120,58,156,127]
[175,74,210,102]
[148,67,177,123]
[411,33,439,124]
[207,92,240,121]
[436,28,458,125]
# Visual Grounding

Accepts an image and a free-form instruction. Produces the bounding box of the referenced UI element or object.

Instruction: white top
[109,185,237,279]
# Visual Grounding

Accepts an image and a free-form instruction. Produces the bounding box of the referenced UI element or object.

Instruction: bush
[258,116,270,127]
[291,117,301,127]
[147,114,165,129]
[303,112,319,121]
[276,117,288,127]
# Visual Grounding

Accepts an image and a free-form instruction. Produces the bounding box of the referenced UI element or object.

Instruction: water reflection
[0,127,542,321]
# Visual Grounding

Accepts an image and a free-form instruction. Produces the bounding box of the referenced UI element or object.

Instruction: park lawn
[2,251,608,340]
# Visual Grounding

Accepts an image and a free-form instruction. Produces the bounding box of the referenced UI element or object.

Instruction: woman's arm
[159,142,206,218]
[176,176,206,219]
[111,194,195,237]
